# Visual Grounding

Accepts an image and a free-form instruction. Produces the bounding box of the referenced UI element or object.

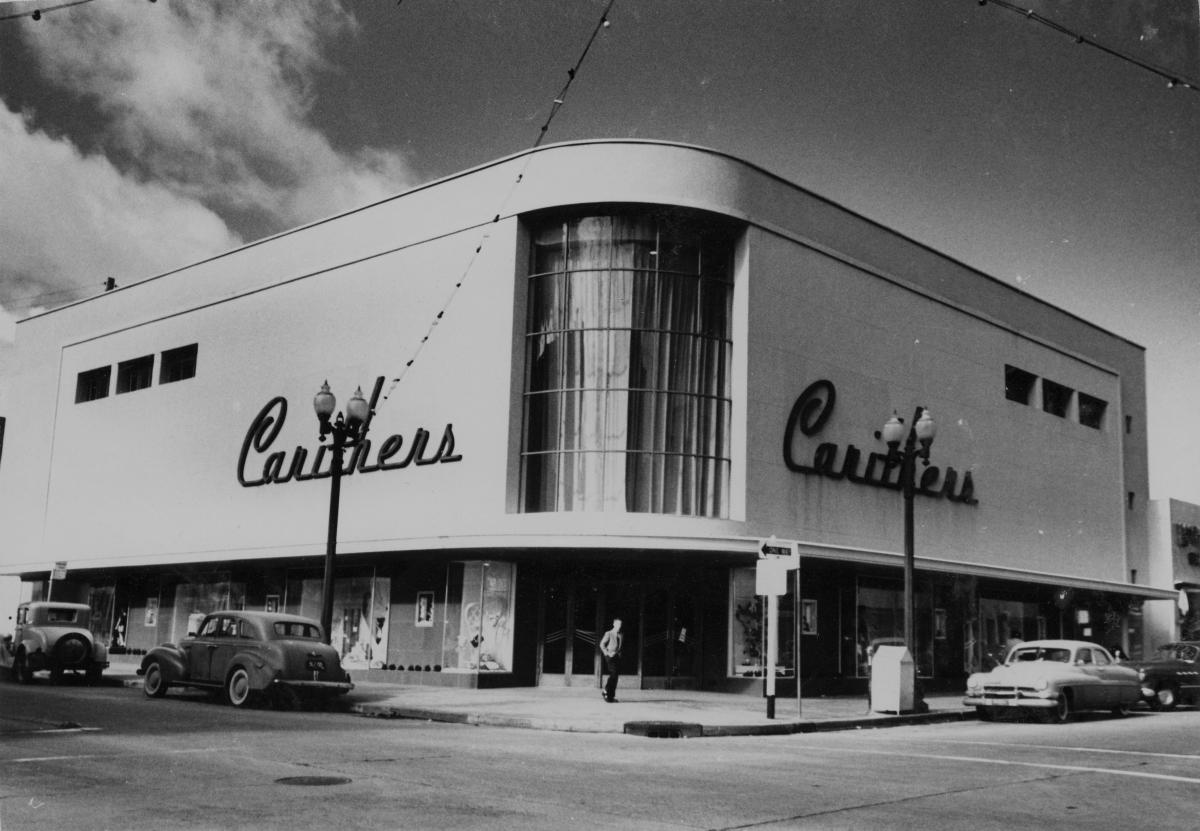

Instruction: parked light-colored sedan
[963,639,1140,722]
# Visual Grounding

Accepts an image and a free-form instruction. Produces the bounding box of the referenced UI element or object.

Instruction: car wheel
[976,706,997,721]
[1152,683,1179,712]
[1111,701,1132,717]
[225,666,255,708]
[143,661,169,698]
[1049,691,1072,723]
[13,652,33,684]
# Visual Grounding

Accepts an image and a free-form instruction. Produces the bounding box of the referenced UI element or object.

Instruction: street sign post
[756,538,798,718]
[48,561,67,601]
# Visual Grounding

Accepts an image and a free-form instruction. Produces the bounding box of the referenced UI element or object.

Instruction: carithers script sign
[782,379,977,505]
[237,376,462,488]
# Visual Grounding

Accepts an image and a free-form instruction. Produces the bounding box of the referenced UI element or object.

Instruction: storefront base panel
[360,668,522,688]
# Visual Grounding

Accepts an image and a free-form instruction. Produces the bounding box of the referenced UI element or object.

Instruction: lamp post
[881,407,936,668]
[313,381,370,645]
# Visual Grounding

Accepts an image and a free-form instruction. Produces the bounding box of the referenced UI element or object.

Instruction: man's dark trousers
[603,655,620,701]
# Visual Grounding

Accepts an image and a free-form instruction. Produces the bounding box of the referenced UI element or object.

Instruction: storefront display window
[978,598,1038,670]
[521,208,737,517]
[728,567,794,678]
[87,585,115,648]
[295,572,390,670]
[170,579,245,643]
[441,561,515,672]
[855,577,933,678]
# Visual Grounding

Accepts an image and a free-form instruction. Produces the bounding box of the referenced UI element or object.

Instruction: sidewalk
[107,657,975,737]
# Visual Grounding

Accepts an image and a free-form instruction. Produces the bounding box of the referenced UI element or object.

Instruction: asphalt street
[3,676,1200,830]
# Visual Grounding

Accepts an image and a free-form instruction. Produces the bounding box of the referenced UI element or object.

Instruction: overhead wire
[0,0,617,377]
[0,0,99,23]
[376,0,617,407]
[975,0,1200,92]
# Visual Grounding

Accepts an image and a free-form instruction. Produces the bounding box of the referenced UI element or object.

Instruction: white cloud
[18,0,417,232]
[0,101,241,339]
[0,0,418,345]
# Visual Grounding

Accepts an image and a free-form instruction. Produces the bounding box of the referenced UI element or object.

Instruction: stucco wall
[0,141,1150,593]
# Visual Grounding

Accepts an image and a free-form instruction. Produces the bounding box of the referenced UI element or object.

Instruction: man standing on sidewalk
[600,618,623,703]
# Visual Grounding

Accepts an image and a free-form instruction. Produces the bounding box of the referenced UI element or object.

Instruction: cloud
[0,101,241,340]
[17,0,418,235]
[0,0,418,344]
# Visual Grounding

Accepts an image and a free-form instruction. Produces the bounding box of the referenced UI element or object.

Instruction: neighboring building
[1147,499,1200,648]
[0,140,1174,694]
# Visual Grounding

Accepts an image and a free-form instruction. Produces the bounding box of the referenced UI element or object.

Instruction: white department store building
[0,140,1174,694]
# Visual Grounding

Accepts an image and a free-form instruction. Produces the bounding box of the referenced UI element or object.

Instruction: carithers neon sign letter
[782,380,977,505]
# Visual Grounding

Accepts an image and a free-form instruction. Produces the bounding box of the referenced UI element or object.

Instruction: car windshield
[1009,646,1071,664]
[1157,644,1200,662]
[274,621,322,640]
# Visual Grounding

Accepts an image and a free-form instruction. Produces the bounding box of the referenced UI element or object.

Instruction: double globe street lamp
[880,407,937,674]
[313,381,371,646]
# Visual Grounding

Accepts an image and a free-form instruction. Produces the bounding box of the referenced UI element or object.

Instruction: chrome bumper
[963,694,1056,709]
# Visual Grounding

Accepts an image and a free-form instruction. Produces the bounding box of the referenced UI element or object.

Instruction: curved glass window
[521,208,736,516]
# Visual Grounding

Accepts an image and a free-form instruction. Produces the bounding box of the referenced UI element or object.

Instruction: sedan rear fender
[228,649,276,691]
[141,645,187,683]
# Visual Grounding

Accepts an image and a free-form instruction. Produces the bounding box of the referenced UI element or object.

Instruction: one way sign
[758,537,798,566]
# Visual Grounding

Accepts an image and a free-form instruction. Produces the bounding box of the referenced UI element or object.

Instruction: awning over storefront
[770,539,1179,601]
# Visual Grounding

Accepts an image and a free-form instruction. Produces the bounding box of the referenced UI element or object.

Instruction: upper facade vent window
[1004,365,1037,405]
[1004,363,1108,431]
[116,355,154,394]
[1041,379,1073,418]
[160,343,198,384]
[75,366,112,403]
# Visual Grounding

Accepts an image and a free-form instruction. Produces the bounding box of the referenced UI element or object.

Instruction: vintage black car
[138,610,353,708]
[1126,641,1200,710]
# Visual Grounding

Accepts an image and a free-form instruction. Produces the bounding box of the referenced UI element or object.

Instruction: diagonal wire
[976,0,1200,92]
[378,0,617,406]
[0,0,98,23]
[534,0,617,147]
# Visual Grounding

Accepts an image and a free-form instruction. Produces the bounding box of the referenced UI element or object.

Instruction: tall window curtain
[521,209,735,516]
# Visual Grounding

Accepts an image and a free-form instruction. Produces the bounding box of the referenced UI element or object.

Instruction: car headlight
[966,676,981,692]
[1032,678,1048,691]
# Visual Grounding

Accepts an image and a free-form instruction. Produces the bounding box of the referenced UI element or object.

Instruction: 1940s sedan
[138,610,353,708]
[963,639,1140,722]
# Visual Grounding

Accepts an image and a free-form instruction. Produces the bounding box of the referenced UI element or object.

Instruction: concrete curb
[698,709,976,737]
[122,669,978,736]
[349,701,977,736]
[350,702,623,732]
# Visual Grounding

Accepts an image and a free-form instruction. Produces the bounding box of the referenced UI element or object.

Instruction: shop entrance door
[640,585,701,690]
[537,577,600,687]
[536,574,701,690]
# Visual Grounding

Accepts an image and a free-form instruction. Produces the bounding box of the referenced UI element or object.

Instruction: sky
[0,0,1198,504]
